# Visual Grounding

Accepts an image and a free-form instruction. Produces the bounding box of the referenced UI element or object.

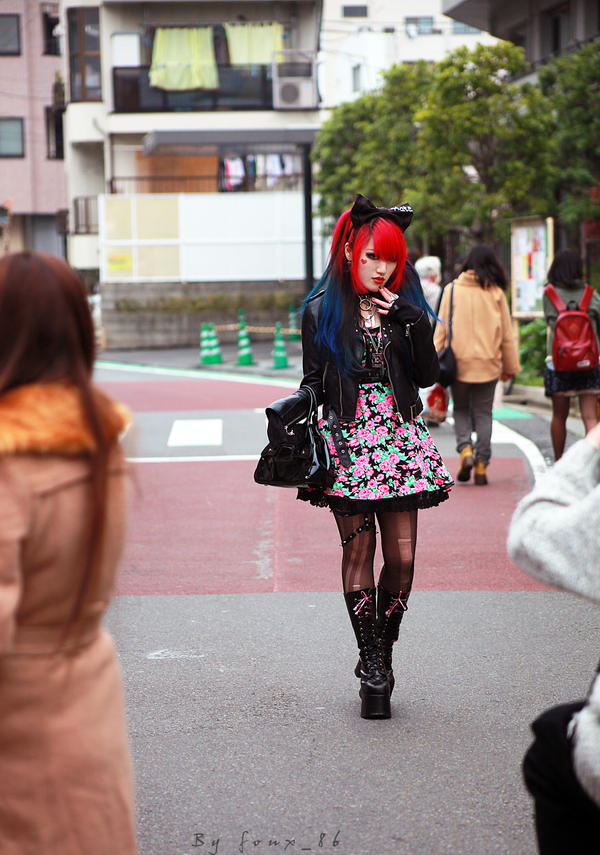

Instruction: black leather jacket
[268,290,440,428]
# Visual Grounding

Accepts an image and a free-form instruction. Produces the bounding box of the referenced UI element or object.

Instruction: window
[342,5,368,17]
[352,64,361,93]
[0,118,24,157]
[548,3,570,53]
[508,24,527,50]
[405,17,435,36]
[42,4,60,55]
[68,7,101,101]
[45,107,64,159]
[452,21,480,35]
[0,14,20,55]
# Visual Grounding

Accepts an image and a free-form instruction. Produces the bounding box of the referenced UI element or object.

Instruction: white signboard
[510,217,554,318]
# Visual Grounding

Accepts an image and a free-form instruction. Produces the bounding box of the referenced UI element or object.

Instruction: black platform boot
[344,588,391,719]
[375,586,408,696]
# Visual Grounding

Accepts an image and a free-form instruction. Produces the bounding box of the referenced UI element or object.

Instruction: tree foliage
[312,61,433,223]
[410,42,554,246]
[539,41,600,232]
[313,41,600,248]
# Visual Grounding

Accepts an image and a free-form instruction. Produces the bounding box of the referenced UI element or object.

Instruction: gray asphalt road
[98,353,596,855]
[107,592,599,855]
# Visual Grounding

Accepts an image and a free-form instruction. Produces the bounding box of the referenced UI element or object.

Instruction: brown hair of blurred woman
[0,251,114,626]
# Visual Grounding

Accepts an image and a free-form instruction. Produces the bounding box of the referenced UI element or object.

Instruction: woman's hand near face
[371,286,398,315]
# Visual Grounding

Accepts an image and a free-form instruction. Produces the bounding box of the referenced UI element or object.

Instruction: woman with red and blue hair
[266,195,453,719]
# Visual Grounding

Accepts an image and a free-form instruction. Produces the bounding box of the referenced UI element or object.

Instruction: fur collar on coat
[0,383,130,456]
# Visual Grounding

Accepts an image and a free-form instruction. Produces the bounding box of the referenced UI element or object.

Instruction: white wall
[98,191,326,283]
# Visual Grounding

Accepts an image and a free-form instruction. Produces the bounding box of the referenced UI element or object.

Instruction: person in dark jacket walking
[266,195,453,719]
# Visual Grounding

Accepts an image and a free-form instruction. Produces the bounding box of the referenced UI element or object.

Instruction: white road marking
[100,362,548,480]
[97,360,298,388]
[167,418,223,447]
[491,421,548,481]
[446,415,548,481]
[147,649,206,660]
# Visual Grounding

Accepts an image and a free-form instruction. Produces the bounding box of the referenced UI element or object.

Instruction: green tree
[539,41,600,236]
[312,61,433,224]
[410,42,554,247]
[311,94,378,222]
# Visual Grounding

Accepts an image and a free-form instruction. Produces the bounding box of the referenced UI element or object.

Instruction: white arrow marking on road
[167,418,223,446]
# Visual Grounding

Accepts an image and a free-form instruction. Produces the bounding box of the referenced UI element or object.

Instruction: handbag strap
[304,385,318,423]
[447,283,455,348]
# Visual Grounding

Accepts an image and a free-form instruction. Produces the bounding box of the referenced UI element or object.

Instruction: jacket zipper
[405,323,415,362]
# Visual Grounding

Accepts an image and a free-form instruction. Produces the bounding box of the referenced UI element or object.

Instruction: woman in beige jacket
[434,246,520,484]
[0,252,138,854]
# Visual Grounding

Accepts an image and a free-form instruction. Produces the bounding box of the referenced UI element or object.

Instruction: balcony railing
[113,64,273,112]
[109,173,303,194]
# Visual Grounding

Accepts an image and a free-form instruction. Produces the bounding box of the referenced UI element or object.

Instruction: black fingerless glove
[387,294,424,325]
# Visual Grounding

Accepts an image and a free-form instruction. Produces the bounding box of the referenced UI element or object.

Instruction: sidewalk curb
[504,383,549,410]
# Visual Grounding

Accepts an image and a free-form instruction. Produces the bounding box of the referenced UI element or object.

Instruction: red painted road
[99,375,545,595]
[100,379,292,413]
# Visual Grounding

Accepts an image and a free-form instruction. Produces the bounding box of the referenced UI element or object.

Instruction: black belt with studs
[326,409,352,468]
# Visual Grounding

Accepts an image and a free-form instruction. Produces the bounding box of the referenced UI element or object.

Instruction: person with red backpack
[543,249,600,460]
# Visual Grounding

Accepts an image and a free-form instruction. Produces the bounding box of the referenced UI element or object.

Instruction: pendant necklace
[363,325,384,368]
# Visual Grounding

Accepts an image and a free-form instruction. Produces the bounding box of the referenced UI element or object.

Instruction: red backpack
[544,283,599,373]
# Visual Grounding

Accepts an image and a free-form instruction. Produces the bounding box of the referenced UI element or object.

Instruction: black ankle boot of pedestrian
[344,588,390,719]
[375,586,408,697]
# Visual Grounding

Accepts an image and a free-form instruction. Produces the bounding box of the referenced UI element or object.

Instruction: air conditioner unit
[273,50,318,110]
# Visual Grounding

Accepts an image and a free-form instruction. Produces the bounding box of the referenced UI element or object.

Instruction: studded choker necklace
[359,296,379,329]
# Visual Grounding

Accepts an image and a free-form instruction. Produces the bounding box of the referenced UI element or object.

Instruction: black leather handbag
[254,387,333,489]
[437,283,457,388]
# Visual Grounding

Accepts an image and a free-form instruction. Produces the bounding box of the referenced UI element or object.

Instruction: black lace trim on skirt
[296,487,451,514]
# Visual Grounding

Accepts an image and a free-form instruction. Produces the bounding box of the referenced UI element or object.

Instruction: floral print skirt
[298,382,453,514]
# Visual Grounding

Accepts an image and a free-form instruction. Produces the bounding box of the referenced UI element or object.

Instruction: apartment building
[320,0,496,107]
[0,1,66,255]
[443,0,600,71]
[60,0,324,314]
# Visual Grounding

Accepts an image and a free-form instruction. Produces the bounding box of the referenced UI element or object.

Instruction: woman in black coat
[267,195,453,719]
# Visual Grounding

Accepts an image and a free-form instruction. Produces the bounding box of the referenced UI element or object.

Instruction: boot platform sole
[359,686,391,719]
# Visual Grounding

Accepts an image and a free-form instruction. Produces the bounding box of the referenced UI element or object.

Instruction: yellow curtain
[149,27,218,91]
[224,23,284,65]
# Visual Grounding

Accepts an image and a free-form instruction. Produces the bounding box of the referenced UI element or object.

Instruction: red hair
[327,210,407,296]
[349,218,407,295]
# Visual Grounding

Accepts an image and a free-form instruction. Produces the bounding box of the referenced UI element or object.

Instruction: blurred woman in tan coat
[434,246,520,485]
[0,253,138,854]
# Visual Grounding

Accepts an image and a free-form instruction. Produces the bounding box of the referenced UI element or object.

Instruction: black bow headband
[350,194,413,233]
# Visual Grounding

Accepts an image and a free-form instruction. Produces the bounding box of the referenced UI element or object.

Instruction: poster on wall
[510,217,554,318]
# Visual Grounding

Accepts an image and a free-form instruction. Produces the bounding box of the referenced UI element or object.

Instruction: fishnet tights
[333,509,418,595]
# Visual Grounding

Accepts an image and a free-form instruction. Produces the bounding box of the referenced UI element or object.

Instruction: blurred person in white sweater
[508,423,600,853]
